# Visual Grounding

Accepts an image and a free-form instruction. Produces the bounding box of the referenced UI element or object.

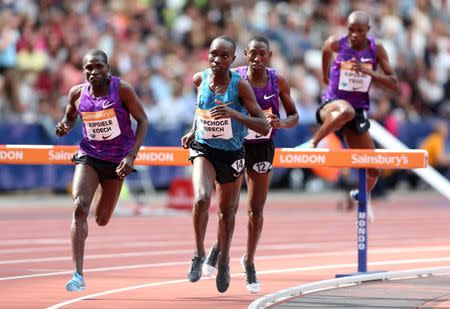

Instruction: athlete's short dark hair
[215,35,236,53]
[248,36,270,49]
[85,49,108,64]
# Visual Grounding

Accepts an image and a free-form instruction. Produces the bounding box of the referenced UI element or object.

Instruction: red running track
[0,191,449,308]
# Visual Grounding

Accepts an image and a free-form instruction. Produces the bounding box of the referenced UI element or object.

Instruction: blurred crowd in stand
[0,0,449,190]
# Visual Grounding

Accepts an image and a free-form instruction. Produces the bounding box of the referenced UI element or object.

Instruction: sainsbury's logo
[351,154,408,167]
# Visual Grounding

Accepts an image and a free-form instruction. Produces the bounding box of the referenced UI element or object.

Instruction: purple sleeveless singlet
[235,66,280,144]
[322,36,377,110]
[77,76,134,163]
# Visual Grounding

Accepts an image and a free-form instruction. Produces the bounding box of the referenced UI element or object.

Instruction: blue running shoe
[66,272,86,292]
[216,263,230,293]
[187,256,205,282]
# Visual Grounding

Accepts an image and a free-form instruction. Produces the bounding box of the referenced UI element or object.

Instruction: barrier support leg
[335,168,385,278]
[357,167,368,273]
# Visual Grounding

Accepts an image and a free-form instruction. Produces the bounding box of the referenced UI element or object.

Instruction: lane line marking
[46,258,450,309]
[2,248,450,281]
[2,244,450,265]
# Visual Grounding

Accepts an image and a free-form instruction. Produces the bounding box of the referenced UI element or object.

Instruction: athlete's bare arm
[372,43,399,92]
[348,43,398,92]
[192,71,202,88]
[321,35,340,85]
[119,80,149,159]
[56,84,82,136]
[274,74,299,129]
[181,72,202,149]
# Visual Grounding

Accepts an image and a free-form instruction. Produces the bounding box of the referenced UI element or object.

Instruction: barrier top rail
[0,145,427,169]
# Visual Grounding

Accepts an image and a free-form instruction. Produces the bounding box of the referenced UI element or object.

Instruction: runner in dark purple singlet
[311,11,399,218]
[55,49,149,291]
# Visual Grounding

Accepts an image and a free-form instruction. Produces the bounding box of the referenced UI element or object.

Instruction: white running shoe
[202,243,219,277]
[349,189,375,222]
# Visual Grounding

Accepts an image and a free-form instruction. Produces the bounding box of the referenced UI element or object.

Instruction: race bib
[232,158,245,174]
[196,107,233,139]
[82,108,121,141]
[253,161,272,173]
[338,61,373,92]
[246,107,273,140]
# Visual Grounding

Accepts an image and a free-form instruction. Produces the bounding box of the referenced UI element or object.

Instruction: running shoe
[216,263,230,293]
[348,189,358,211]
[202,243,219,277]
[187,255,205,282]
[66,272,86,292]
[349,189,375,222]
[240,255,260,293]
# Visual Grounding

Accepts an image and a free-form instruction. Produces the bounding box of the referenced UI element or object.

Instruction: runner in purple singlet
[55,49,149,292]
[311,11,399,218]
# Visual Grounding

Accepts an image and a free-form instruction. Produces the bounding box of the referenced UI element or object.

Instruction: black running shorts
[72,153,134,181]
[188,140,245,184]
[244,139,275,174]
[316,100,371,133]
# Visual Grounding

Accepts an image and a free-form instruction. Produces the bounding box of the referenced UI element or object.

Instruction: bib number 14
[231,159,245,173]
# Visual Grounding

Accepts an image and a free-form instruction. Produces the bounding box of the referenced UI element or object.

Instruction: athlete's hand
[181,131,195,149]
[349,57,371,76]
[267,114,281,129]
[116,155,135,179]
[210,99,234,119]
[55,121,71,137]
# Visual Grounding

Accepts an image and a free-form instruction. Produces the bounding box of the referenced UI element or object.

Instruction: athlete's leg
[216,177,243,267]
[342,128,380,191]
[192,157,216,258]
[71,164,99,275]
[312,100,355,147]
[244,169,271,266]
[93,178,124,226]
[215,177,242,292]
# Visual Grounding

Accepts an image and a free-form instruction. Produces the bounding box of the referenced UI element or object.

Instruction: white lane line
[0,240,194,254]
[0,249,191,265]
[3,247,450,281]
[3,244,450,265]
[46,257,450,309]
[0,242,341,264]
[0,237,188,246]
[0,236,445,255]
[46,278,191,309]
[1,261,188,281]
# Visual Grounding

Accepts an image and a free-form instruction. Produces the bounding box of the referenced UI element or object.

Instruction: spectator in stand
[420,120,450,180]
[0,9,23,114]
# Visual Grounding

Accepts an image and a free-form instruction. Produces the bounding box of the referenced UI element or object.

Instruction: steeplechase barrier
[0,145,428,275]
